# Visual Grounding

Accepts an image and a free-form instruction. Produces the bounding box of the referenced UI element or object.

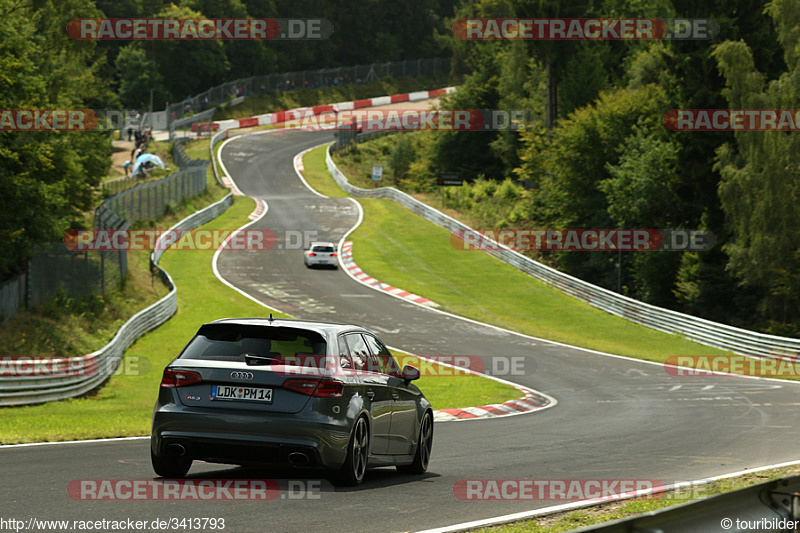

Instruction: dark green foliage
[0,0,114,280]
[340,0,797,334]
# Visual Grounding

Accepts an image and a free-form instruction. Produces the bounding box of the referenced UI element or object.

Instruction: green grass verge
[181,139,226,194]
[477,464,800,532]
[393,354,520,410]
[302,144,730,363]
[0,248,168,358]
[0,197,268,444]
[301,145,348,198]
[0,194,521,443]
[331,134,407,189]
[0,144,226,361]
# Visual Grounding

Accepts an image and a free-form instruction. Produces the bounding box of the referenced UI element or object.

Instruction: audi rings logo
[230,371,254,381]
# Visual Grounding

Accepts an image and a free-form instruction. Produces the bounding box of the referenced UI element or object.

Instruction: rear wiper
[244,353,278,366]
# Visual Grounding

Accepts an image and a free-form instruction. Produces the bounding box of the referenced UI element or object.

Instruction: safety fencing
[206,86,455,197]
[1,127,218,406]
[207,87,454,132]
[0,192,234,406]
[0,236,128,326]
[171,108,217,137]
[96,163,208,223]
[325,146,800,360]
[166,57,452,123]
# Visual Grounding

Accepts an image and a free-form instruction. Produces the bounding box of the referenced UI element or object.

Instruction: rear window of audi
[178,324,327,363]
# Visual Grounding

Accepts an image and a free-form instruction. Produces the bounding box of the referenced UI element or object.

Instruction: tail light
[308,252,316,257]
[160,369,203,388]
[331,253,337,257]
[283,378,344,398]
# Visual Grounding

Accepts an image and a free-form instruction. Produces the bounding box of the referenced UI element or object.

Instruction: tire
[151,449,192,478]
[397,410,433,475]
[337,416,369,486]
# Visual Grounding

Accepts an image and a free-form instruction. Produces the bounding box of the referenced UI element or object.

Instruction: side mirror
[402,365,420,382]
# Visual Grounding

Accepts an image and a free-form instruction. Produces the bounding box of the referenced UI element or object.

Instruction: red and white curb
[218,91,552,423]
[339,243,552,422]
[434,386,552,422]
[206,87,455,132]
[222,176,243,196]
[215,86,454,195]
[340,241,438,307]
[248,198,266,220]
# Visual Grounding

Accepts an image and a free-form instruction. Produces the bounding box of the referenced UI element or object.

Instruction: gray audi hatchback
[151,317,433,485]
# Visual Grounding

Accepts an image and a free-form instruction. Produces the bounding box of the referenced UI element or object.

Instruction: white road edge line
[217,133,557,420]
[288,142,558,419]
[212,133,293,316]
[0,436,150,449]
[320,147,800,388]
[415,458,800,533]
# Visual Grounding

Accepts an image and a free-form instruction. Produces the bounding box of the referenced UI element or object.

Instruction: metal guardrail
[150,193,233,266]
[325,146,800,359]
[0,193,233,406]
[171,108,216,135]
[173,137,213,171]
[166,57,452,124]
[209,129,230,187]
[575,475,800,532]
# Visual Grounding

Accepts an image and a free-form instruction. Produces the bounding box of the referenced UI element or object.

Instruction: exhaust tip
[166,443,186,457]
[288,452,310,466]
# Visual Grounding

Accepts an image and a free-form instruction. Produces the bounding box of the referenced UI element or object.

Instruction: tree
[517,85,670,289]
[0,0,113,280]
[115,45,168,109]
[712,0,800,331]
[145,4,229,104]
[601,130,683,305]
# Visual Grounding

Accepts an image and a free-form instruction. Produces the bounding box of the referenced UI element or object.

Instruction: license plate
[212,385,273,403]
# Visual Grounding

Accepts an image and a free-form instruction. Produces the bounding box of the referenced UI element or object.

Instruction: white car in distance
[304,242,339,269]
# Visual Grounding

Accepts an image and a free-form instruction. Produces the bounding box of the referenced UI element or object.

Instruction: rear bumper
[306,258,338,268]
[152,406,352,469]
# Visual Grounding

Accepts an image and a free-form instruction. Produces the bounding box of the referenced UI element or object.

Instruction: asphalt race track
[3,127,799,533]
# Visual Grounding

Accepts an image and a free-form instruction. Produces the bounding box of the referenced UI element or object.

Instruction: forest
[365,0,799,335]
[2,0,798,335]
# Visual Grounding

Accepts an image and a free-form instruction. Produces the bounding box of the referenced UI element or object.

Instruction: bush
[389,135,415,184]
